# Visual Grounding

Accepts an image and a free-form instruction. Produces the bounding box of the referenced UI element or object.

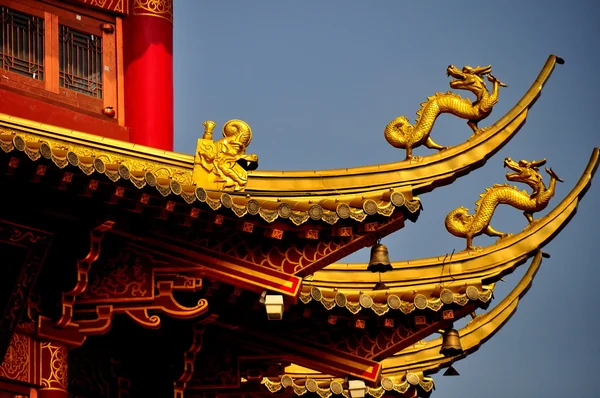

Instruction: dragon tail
[384,116,413,148]
[444,206,470,238]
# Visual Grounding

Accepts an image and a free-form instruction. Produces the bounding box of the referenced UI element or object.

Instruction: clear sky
[173,1,599,397]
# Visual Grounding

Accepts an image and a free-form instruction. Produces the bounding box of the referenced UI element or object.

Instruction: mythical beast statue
[385,64,507,160]
[195,119,259,192]
[445,157,563,251]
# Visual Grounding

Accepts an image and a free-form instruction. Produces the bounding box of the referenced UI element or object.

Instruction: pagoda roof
[259,148,599,397]
[261,250,546,397]
[300,147,599,313]
[0,55,562,227]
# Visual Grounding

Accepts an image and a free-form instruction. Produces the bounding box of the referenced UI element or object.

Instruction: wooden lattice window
[0,5,44,80]
[59,24,103,99]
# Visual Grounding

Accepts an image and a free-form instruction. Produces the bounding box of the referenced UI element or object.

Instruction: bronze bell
[367,243,393,273]
[440,328,463,357]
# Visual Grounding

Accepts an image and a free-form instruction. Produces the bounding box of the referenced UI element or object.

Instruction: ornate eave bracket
[36,233,211,346]
[55,221,115,328]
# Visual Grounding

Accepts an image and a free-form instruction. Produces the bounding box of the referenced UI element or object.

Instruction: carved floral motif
[84,250,152,301]
[0,333,29,382]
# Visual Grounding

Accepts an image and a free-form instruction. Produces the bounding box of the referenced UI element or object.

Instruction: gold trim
[132,0,173,23]
[0,123,416,225]
[300,285,493,316]
[305,148,598,293]
[263,251,543,395]
[0,55,562,225]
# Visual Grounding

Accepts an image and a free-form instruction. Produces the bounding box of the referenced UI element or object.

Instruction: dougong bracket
[55,221,115,328]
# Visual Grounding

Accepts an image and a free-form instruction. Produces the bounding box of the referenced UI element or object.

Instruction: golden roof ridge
[302,148,599,311]
[0,55,562,225]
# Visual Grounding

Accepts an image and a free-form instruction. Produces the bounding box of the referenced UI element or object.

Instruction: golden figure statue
[385,64,507,159]
[194,120,258,191]
[445,157,563,251]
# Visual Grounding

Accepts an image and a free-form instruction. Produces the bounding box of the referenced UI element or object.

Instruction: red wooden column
[37,340,69,398]
[122,0,174,150]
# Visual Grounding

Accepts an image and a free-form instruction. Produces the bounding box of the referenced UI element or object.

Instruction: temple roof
[258,148,599,396]
[301,147,599,314]
[263,250,545,398]
[0,55,563,227]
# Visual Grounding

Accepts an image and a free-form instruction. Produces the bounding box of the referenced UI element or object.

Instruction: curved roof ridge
[308,148,598,286]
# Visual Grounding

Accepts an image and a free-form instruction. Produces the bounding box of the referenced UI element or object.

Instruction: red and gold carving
[75,272,207,335]
[80,250,155,303]
[0,333,30,382]
[241,222,254,233]
[75,0,128,14]
[132,0,173,23]
[55,222,114,328]
[0,221,51,358]
[40,342,68,391]
[186,213,403,276]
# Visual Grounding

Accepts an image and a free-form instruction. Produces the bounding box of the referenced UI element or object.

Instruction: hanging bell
[440,329,463,357]
[367,243,393,273]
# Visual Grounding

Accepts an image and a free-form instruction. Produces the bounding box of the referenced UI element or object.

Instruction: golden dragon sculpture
[445,157,563,251]
[385,64,507,160]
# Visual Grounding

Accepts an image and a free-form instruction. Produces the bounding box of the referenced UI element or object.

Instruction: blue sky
[173,1,599,396]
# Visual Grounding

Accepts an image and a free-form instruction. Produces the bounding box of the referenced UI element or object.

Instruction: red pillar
[37,341,69,398]
[123,0,174,150]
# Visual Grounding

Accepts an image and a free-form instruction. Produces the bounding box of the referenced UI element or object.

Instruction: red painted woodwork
[0,87,129,141]
[70,0,128,14]
[122,3,174,151]
[38,390,68,398]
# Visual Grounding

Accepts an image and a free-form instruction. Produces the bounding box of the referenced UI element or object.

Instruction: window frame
[0,0,121,122]
[0,0,47,90]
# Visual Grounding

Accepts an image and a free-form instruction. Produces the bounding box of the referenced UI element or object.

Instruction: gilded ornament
[40,342,68,390]
[445,157,563,251]
[385,64,507,159]
[132,0,173,23]
[0,333,29,382]
[193,119,259,192]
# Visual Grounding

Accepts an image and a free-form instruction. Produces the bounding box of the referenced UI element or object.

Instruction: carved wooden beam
[55,221,115,328]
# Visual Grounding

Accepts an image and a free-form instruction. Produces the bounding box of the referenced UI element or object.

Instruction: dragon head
[504,157,546,193]
[447,64,491,95]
